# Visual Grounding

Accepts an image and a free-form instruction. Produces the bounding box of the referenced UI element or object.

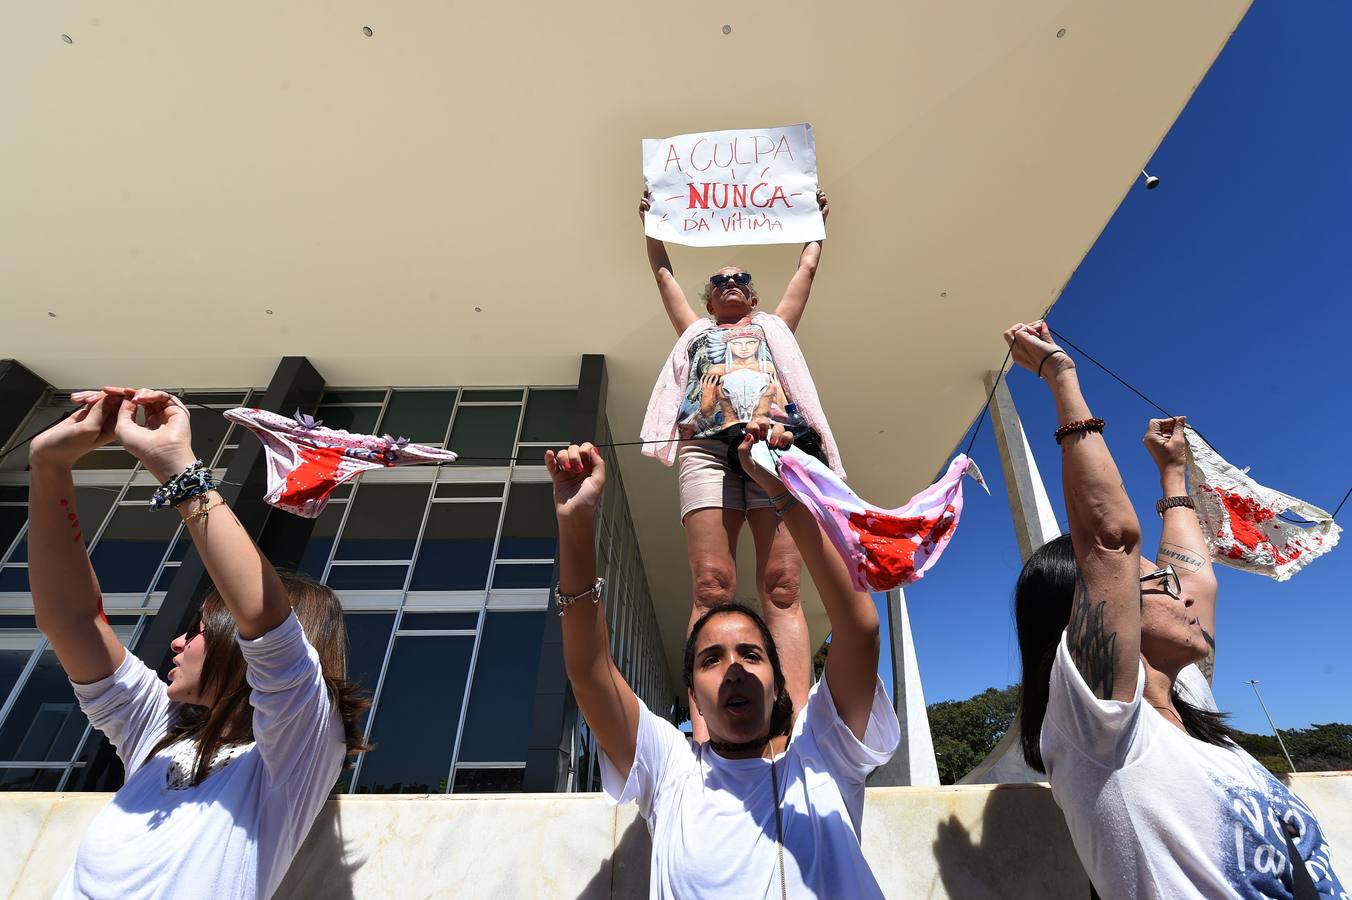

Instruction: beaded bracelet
[149,460,215,510]
[1053,417,1106,445]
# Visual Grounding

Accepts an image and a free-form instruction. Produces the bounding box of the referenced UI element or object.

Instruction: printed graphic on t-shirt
[679,322,792,439]
[1214,757,1347,898]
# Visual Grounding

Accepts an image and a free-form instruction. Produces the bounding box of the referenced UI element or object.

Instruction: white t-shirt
[55,612,347,900]
[1043,633,1347,899]
[601,674,900,899]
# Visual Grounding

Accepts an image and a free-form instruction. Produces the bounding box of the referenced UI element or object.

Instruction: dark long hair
[683,602,794,740]
[152,571,370,786]
[1015,535,1234,773]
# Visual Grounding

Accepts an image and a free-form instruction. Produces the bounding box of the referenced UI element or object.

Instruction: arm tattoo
[1067,574,1118,699]
[1197,627,1216,683]
[1158,542,1206,574]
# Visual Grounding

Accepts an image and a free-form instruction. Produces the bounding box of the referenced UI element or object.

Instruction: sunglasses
[709,272,753,289]
[1139,564,1182,600]
[185,617,204,642]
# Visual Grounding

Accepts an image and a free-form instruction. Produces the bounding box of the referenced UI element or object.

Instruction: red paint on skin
[96,594,108,624]
[845,505,957,590]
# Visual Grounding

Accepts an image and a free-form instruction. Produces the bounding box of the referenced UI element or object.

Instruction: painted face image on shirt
[728,336,761,362]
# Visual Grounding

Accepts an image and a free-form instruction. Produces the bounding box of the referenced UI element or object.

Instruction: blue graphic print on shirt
[1216,757,1347,898]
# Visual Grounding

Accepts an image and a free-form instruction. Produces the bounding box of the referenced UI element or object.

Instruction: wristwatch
[1156,496,1195,517]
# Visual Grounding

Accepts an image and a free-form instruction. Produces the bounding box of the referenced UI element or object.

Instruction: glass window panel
[121,486,158,502]
[89,504,181,593]
[379,391,457,444]
[298,503,346,577]
[456,612,546,764]
[153,565,179,593]
[434,483,503,499]
[0,640,36,716]
[497,483,557,559]
[325,565,408,591]
[491,564,553,589]
[355,635,474,794]
[212,446,239,472]
[167,528,191,562]
[341,612,395,724]
[0,768,63,791]
[460,390,522,402]
[1,507,25,561]
[1,401,68,473]
[512,449,550,467]
[181,391,248,406]
[0,567,29,592]
[446,406,519,464]
[186,412,231,464]
[453,767,524,793]
[72,446,139,470]
[320,390,387,404]
[314,404,381,435]
[409,503,500,591]
[0,486,27,501]
[334,485,429,560]
[0,649,88,761]
[398,613,479,631]
[520,390,577,442]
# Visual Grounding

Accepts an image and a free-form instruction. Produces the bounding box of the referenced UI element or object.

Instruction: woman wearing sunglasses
[1004,323,1344,898]
[637,188,841,741]
[27,387,367,899]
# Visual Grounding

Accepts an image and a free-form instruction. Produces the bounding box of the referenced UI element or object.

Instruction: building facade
[0,355,675,795]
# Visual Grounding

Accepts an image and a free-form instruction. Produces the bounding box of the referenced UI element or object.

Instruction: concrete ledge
[5,774,1348,897]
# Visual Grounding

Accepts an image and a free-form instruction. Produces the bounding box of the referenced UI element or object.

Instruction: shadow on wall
[932,784,1091,899]
[578,814,652,899]
[275,802,365,899]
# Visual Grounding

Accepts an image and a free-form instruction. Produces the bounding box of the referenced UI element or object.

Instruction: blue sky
[877,0,1351,736]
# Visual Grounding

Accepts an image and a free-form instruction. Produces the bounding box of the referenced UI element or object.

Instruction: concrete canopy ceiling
[1,0,1250,688]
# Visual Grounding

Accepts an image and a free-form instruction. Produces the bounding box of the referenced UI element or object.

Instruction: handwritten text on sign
[642,124,823,247]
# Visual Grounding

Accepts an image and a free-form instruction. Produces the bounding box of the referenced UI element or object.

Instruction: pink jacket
[640,312,845,478]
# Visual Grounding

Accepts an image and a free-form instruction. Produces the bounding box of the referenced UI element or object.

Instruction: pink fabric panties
[223,408,458,518]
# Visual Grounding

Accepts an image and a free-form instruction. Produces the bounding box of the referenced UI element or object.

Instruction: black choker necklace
[709,735,771,755]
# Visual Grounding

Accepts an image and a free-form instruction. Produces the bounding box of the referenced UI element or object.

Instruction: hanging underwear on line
[1185,428,1340,581]
[749,443,987,592]
[223,408,458,518]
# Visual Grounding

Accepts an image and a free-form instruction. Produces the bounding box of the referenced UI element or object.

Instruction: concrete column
[985,371,1062,559]
[869,587,939,786]
[960,372,1060,785]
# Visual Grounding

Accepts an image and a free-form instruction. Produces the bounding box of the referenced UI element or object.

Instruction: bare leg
[683,507,744,742]
[746,508,810,722]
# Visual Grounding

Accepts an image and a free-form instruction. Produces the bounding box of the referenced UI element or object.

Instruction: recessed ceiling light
[362,26,373,36]
[1056,28,1066,38]
[265,309,275,315]
[722,24,732,35]
[474,307,483,313]
[48,311,57,318]
[61,34,73,44]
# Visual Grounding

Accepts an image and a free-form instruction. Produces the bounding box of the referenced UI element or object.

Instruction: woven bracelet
[149,461,215,510]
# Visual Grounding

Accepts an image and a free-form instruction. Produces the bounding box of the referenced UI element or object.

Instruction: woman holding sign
[1003,323,1345,898]
[548,434,897,898]
[638,188,839,742]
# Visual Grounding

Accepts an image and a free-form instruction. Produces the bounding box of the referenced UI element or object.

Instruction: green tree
[926,685,1020,784]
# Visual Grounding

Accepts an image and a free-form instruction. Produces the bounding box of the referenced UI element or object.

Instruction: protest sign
[642,124,823,247]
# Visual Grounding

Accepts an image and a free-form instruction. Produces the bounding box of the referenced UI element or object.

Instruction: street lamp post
[1246,679,1297,773]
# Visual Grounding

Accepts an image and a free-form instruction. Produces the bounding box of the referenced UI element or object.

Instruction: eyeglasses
[185,618,204,642]
[709,272,753,289]
[1139,564,1182,599]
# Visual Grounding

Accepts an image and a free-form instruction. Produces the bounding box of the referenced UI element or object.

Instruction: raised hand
[113,389,196,482]
[736,432,789,498]
[638,189,652,224]
[816,188,829,222]
[1003,321,1073,380]
[28,390,123,470]
[546,443,605,524]
[1143,416,1189,474]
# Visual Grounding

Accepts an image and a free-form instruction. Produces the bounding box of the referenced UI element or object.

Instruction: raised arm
[1006,323,1142,702]
[28,391,130,684]
[770,190,828,332]
[1142,416,1218,683]
[548,443,642,777]
[639,190,699,335]
[737,430,880,740]
[113,389,291,640]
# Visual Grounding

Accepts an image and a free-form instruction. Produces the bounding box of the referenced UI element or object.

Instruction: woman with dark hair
[637,189,839,744]
[28,387,367,899]
[548,431,898,898]
[1006,322,1344,899]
